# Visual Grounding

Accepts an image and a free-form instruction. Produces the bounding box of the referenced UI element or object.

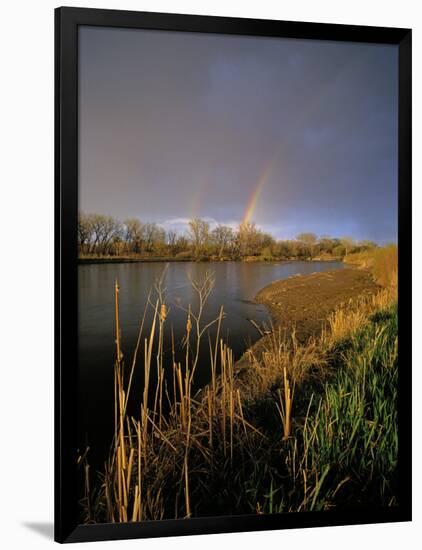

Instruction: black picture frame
[55,6,412,544]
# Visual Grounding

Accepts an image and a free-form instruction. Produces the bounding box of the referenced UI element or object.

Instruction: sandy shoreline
[236,267,379,371]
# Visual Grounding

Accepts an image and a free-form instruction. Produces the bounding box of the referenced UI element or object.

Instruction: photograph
[76,24,399,525]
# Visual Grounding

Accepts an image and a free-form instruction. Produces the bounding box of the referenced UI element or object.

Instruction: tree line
[78,213,377,261]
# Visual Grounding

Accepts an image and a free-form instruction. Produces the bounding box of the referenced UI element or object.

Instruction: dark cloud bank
[79,27,398,243]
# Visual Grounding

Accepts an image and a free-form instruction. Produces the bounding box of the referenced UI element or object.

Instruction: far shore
[78,255,343,265]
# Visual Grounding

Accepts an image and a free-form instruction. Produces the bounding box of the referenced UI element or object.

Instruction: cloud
[159,218,190,235]
[160,217,242,235]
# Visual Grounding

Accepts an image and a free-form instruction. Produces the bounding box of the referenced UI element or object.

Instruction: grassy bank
[247,298,397,512]
[344,244,397,288]
[80,249,398,522]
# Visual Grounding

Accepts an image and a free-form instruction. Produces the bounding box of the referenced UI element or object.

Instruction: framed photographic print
[55,7,412,544]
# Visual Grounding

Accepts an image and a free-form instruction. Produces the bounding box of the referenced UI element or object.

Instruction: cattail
[186,314,192,335]
[160,303,167,322]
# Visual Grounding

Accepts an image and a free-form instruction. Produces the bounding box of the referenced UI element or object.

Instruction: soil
[236,267,379,370]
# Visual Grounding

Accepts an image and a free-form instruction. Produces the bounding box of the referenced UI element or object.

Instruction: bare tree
[152,226,167,255]
[144,223,159,253]
[90,215,122,255]
[318,235,335,255]
[78,213,94,255]
[124,218,145,255]
[296,232,318,258]
[188,218,210,259]
[175,235,189,256]
[211,225,234,258]
[238,222,262,257]
[166,231,177,256]
[167,231,177,247]
[296,232,317,244]
[340,236,356,256]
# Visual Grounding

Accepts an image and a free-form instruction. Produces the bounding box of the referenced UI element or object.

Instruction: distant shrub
[332,245,346,257]
[175,251,193,260]
[260,246,274,260]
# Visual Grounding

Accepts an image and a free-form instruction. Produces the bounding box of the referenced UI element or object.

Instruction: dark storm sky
[79,26,398,243]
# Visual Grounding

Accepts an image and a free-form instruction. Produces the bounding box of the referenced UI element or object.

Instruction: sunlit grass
[345,244,398,289]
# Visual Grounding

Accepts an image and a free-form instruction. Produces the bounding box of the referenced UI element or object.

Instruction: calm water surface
[78,260,343,464]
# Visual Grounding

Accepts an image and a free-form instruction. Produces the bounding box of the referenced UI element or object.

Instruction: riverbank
[236,267,379,374]
[82,251,397,522]
[256,267,379,341]
[78,255,342,265]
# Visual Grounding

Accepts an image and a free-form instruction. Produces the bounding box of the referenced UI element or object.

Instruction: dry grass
[344,244,398,289]
[80,249,398,521]
[240,330,327,401]
[321,287,395,347]
[81,271,264,522]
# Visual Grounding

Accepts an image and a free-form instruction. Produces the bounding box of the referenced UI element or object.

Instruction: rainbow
[242,157,275,225]
[240,64,343,227]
